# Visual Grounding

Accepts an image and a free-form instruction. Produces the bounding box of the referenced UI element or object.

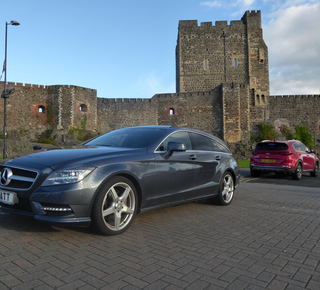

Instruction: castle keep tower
[175,10,269,142]
[176,10,269,100]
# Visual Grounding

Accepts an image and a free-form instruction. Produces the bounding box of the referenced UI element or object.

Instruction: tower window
[204,60,208,70]
[169,108,175,115]
[234,59,237,67]
[80,104,87,112]
[38,106,45,113]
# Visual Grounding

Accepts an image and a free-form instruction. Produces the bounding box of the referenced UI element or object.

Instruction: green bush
[295,125,313,149]
[36,129,56,145]
[280,126,295,140]
[252,123,277,143]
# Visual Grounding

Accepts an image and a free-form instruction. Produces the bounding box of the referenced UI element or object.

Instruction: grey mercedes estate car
[0,126,240,235]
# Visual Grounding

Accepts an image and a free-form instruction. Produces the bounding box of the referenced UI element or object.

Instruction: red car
[250,140,319,180]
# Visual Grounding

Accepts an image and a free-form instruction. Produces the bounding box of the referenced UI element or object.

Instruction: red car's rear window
[255,142,289,151]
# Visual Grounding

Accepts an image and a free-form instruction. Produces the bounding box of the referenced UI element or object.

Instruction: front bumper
[0,205,92,225]
[0,180,98,225]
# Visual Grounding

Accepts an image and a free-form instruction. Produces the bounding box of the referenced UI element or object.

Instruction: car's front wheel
[311,162,319,177]
[214,172,234,205]
[91,176,138,235]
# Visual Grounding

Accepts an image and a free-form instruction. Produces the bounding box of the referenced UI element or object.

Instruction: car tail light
[280,152,292,156]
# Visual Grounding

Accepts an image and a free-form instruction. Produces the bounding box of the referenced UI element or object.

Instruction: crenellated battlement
[4,81,47,89]
[98,97,152,103]
[271,94,320,98]
[1,81,97,93]
[179,19,244,30]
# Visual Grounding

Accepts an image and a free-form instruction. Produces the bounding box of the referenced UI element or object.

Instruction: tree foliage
[255,123,277,142]
[295,125,314,149]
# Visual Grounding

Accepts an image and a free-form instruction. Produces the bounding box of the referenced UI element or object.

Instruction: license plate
[0,190,19,205]
[261,159,276,163]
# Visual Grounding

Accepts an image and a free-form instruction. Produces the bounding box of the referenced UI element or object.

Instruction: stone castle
[1,10,320,156]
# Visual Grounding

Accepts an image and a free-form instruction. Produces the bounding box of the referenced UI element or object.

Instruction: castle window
[234,59,237,67]
[80,104,87,112]
[204,60,208,70]
[169,108,175,115]
[38,105,45,113]
[259,48,265,63]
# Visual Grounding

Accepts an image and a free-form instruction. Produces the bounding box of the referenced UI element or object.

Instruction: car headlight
[42,165,95,186]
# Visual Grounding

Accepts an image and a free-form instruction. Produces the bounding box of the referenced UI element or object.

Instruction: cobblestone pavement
[1,177,320,289]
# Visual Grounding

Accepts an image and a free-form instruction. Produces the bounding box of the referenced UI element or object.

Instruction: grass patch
[238,160,250,168]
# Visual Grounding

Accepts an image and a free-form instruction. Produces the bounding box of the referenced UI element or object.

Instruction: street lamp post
[2,20,20,159]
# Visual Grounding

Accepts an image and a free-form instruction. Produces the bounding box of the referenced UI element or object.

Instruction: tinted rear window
[255,142,289,151]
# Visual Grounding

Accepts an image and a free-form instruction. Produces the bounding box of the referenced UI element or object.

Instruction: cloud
[200,0,255,10]
[264,1,320,94]
[136,72,175,98]
[200,1,222,8]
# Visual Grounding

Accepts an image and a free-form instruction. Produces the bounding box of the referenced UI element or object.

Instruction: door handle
[215,155,221,160]
[189,155,196,160]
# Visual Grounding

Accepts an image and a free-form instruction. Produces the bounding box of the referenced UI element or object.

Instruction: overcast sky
[0,0,319,98]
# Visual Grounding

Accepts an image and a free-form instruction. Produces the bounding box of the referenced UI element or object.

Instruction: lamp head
[10,20,20,26]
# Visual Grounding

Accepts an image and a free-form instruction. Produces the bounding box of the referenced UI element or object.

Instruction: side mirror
[164,141,186,158]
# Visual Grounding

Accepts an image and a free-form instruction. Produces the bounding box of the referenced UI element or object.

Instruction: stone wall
[97,98,157,133]
[269,95,320,138]
[96,89,223,139]
[1,82,48,141]
[156,88,223,138]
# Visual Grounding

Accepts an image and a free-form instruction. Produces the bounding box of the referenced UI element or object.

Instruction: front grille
[0,165,38,190]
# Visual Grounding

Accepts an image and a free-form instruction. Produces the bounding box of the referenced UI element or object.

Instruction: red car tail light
[280,152,292,156]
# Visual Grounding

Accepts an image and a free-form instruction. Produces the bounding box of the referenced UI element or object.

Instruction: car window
[293,143,301,151]
[157,131,192,151]
[190,133,213,151]
[211,140,230,153]
[300,143,308,152]
[255,142,289,151]
[294,142,308,152]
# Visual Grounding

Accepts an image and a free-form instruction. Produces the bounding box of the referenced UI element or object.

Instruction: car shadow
[0,211,93,235]
[240,168,320,187]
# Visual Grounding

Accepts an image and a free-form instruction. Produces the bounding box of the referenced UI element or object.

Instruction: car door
[189,133,221,197]
[299,143,315,170]
[146,131,199,207]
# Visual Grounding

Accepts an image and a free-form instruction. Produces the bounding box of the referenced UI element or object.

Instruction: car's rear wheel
[214,172,234,205]
[311,162,319,177]
[91,176,137,235]
[292,163,302,180]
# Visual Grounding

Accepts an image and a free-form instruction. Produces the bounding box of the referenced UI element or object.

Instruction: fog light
[42,206,72,212]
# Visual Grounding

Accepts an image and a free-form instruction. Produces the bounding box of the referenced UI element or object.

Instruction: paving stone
[0,181,320,289]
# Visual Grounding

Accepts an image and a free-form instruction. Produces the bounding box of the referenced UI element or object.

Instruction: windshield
[85,127,167,149]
